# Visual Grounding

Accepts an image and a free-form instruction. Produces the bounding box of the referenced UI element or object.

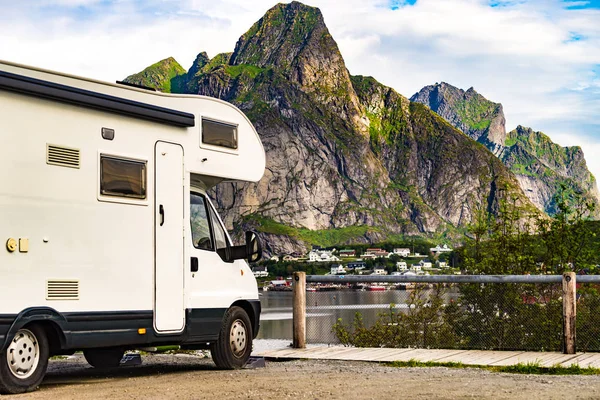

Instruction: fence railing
[291,272,600,354]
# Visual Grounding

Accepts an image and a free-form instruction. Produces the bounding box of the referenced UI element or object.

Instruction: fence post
[562,272,576,354]
[292,271,306,349]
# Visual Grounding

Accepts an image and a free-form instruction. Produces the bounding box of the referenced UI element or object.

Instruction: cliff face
[123,1,536,254]
[410,83,506,156]
[411,83,599,216]
[502,126,599,215]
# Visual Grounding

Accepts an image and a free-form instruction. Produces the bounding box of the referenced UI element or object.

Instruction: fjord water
[257,289,459,343]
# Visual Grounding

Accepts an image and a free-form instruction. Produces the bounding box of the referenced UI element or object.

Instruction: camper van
[0,60,265,394]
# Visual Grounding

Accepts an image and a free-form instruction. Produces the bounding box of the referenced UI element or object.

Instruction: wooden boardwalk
[255,347,600,368]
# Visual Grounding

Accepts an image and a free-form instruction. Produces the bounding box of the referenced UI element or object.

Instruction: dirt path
[10,354,600,399]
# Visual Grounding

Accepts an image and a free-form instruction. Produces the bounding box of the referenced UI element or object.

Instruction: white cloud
[0,0,599,178]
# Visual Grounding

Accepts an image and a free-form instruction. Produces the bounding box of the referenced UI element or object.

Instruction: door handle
[159,204,165,226]
[191,257,198,272]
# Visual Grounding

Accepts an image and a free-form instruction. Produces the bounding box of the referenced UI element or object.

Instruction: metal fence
[291,273,600,353]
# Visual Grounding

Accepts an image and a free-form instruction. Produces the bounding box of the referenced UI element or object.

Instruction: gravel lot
[7,352,599,399]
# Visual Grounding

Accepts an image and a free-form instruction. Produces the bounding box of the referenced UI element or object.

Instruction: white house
[269,255,280,262]
[430,244,453,254]
[330,265,346,275]
[419,259,433,269]
[410,263,422,272]
[396,261,408,271]
[372,266,387,275]
[252,266,269,278]
[437,261,448,269]
[393,248,410,257]
[308,250,339,262]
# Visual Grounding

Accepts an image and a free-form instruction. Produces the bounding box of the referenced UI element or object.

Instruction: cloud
[0,0,599,178]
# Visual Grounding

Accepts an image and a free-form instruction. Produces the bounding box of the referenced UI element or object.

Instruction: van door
[154,141,185,333]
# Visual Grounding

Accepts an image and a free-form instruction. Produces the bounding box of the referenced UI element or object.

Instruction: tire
[0,325,49,395]
[210,306,253,369]
[83,348,125,369]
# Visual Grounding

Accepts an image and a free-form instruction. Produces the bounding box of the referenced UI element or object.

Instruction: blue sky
[1,0,600,178]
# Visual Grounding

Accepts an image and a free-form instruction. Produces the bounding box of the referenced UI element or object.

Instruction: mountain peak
[230,1,367,132]
[230,2,326,70]
[410,82,506,153]
[123,57,186,93]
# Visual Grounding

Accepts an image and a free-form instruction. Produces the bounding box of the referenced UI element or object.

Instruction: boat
[366,285,386,291]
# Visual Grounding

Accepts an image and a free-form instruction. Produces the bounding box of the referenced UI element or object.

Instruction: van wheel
[210,306,252,369]
[0,326,49,394]
[83,348,124,369]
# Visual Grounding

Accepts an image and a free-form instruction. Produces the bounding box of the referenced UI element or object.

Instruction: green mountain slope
[411,83,599,217]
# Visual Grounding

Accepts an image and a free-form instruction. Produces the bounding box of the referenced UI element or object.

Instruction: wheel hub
[229,319,247,358]
[6,329,40,379]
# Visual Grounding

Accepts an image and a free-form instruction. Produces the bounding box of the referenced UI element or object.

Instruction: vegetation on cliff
[123,1,544,254]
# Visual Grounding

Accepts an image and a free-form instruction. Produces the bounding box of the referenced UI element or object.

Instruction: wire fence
[298,275,600,352]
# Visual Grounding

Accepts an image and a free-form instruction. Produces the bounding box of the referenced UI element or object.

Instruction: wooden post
[292,271,306,349]
[562,272,576,354]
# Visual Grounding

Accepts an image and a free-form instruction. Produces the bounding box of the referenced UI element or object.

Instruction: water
[257,289,459,343]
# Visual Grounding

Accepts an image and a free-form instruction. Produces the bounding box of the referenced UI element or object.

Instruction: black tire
[83,348,124,369]
[0,325,49,395]
[210,306,253,369]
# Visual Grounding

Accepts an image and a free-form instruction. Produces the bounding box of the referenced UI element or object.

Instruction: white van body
[0,60,265,393]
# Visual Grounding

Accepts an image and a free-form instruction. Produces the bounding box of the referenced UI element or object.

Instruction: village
[253,244,457,291]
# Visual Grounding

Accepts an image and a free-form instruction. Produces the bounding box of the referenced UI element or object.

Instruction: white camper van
[0,60,266,394]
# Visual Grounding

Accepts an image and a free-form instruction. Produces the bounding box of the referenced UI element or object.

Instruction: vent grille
[47,144,80,168]
[46,280,79,300]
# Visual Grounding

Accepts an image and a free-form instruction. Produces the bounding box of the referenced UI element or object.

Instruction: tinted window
[100,156,146,199]
[202,119,238,149]
[190,193,213,250]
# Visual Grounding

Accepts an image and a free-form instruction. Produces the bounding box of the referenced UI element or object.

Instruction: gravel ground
[8,352,600,399]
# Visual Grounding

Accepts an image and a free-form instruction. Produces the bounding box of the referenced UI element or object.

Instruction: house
[330,264,346,275]
[393,248,410,257]
[347,261,366,270]
[372,266,387,275]
[308,250,339,262]
[269,255,280,262]
[252,265,269,278]
[339,249,356,258]
[437,261,448,269]
[430,244,453,254]
[410,263,422,272]
[417,259,433,269]
[396,261,408,271]
[363,248,390,258]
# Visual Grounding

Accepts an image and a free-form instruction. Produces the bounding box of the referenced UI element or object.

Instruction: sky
[1,0,599,178]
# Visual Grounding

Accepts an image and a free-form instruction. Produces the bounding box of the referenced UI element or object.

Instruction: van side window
[202,119,238,149]
[100,155,146,199]
[190,193,213,251]
[208,205,228,252]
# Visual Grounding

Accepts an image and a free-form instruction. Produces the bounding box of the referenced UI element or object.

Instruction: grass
[243,214,373,247]
[387,359,600,375]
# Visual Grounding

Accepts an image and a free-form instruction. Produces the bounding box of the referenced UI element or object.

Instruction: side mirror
[228,231,263,262]
[245,231,263,263]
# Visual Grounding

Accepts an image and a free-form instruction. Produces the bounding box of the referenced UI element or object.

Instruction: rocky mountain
[123,1,538,254]
[411,83,599,216]
[502,126,599,215]
[410,83,506,156]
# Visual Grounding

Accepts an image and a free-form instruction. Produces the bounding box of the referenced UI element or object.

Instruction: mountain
[410,83,506,156]
[124,57,187,93]
[411,83,599,216]
[502,126,599,214]
[123,1,537,254]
